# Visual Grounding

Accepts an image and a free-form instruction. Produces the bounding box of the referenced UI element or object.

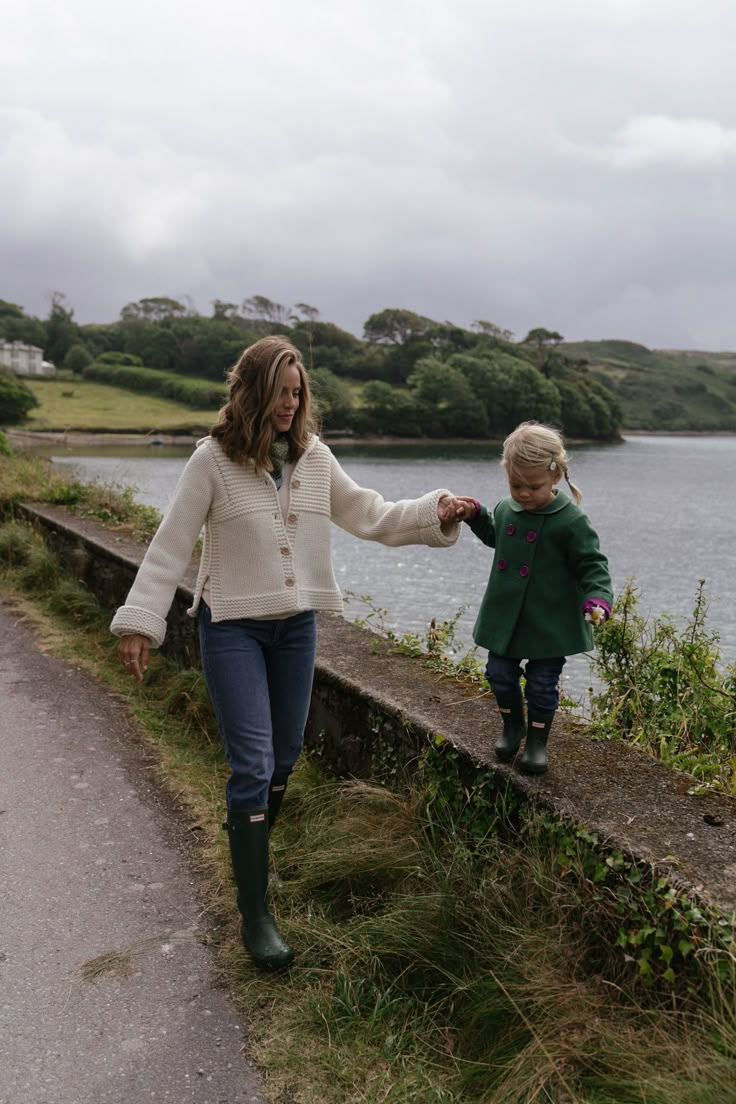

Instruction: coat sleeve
[465,505,497,548]
[110,446,216,645]
[328,453,460,548]
[568,514,613,607]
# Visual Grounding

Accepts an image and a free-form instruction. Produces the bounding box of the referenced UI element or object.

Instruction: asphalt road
[0,599,265,1104]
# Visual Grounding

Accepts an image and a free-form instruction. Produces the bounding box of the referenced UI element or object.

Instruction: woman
[112,336,460,970]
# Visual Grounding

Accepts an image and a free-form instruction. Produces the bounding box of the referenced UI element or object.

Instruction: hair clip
[549,460,557,471]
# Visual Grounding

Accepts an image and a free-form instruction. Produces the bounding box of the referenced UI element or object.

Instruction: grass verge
[1,516,736,1104]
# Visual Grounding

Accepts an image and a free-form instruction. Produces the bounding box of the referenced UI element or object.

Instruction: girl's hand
[118,633,151,683]
[583,599,611,626]
[453,496,481,521]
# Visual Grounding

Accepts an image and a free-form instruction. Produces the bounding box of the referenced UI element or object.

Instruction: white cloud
[572,115,736,168]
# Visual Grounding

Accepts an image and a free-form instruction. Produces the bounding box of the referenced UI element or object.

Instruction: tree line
[0,294,622,440]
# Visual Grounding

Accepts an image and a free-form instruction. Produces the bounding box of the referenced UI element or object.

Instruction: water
[46,435,736,701]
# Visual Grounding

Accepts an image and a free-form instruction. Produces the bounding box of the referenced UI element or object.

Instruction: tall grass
[0,450,161,540]
[256,771,736,1103]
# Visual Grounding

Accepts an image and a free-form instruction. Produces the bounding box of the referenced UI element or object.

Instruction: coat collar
[508,489,572,515]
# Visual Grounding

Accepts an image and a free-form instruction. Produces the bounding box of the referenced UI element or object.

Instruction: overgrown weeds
[254,772,736,1104]
[0,450,161,540]
[345,589,487,689]
[590,580,736,792]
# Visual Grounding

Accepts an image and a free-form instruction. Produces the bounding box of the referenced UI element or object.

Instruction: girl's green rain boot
[519,711,555,774]
[494,693,526,761]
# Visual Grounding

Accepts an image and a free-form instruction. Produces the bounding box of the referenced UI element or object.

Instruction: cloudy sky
[3,0,736,347]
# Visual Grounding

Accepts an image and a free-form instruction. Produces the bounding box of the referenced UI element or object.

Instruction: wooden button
[285,577,295,587]
[288,514,297,524]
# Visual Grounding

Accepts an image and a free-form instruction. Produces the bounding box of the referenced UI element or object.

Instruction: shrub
[589,581,736,789]
[63,343,93,374]
[0,367,39,425]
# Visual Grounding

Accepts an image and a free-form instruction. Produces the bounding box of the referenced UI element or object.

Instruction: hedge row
[82,361,225,409]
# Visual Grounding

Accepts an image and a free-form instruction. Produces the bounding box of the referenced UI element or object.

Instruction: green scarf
[268,434,290,486]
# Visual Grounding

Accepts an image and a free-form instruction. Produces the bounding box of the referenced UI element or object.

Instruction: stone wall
[18,501,736,916]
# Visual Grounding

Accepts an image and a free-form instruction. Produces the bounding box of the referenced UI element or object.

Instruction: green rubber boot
[224,808,294,971]
[494,693,526,761]
[267,775,289,833]
[519,711,555,774]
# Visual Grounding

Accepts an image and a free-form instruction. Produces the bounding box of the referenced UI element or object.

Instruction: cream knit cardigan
[110,434,459,646]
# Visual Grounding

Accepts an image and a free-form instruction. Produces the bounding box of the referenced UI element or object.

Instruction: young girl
[452,421,612,774]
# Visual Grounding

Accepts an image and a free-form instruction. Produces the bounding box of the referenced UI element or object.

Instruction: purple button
[520,565,529,577]
[498,559,507,571]
[505,523,516,536]
[526,530,537,543]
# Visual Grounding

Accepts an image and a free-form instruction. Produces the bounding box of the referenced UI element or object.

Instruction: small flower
[585,604,607,625]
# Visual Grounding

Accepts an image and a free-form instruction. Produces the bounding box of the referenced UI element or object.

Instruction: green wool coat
[467,491,612,659]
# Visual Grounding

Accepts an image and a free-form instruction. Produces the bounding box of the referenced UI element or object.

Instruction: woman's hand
[437,495,460,523]
[118,633,151,683]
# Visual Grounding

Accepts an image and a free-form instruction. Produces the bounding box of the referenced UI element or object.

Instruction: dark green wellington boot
[267,775,289,833]
[224,808,295,970]
[494,693,526,761]
[519,711,555,774]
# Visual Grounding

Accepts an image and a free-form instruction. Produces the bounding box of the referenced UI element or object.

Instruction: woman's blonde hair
[211,336,317,470]
[501,421,582,503]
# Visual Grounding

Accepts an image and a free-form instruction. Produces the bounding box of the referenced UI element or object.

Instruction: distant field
[22,377,218,432]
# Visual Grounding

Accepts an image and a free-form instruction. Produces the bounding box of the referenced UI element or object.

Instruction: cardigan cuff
[110,605,167,648]
[418,489,461,547]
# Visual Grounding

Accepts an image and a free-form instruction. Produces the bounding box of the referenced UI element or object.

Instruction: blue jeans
[485,653,566,714]
[198,603,317,811]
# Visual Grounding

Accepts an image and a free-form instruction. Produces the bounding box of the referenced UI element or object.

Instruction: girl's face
[506,463,561,511]
[270,362,302,433]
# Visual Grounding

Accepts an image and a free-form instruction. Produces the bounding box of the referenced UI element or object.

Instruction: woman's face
[270,362,302,433]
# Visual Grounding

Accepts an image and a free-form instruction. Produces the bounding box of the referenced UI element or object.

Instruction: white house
[0,340,56,377]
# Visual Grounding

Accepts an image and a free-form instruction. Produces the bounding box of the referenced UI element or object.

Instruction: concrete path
[0,599,265,1104]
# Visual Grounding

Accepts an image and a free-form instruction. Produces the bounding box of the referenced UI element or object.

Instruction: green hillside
[22,377,217,433]
[561,341,736,431]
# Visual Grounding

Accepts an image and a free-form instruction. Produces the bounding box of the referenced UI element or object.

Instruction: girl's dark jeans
[485,652,566,713]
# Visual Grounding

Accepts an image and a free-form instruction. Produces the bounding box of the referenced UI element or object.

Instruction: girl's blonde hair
[501,421,582,503]
[211,336,317,471]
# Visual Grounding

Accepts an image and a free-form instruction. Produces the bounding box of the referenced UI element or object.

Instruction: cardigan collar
[508,489,572,515]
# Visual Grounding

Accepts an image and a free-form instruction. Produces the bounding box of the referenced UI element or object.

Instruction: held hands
[437,495,460,523]
[118,633,150,683]
[436,495,480,523]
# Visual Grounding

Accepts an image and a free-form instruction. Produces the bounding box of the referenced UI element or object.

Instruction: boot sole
[252,951,295,972]
[518,761,547,774]
[494,747,519,762]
